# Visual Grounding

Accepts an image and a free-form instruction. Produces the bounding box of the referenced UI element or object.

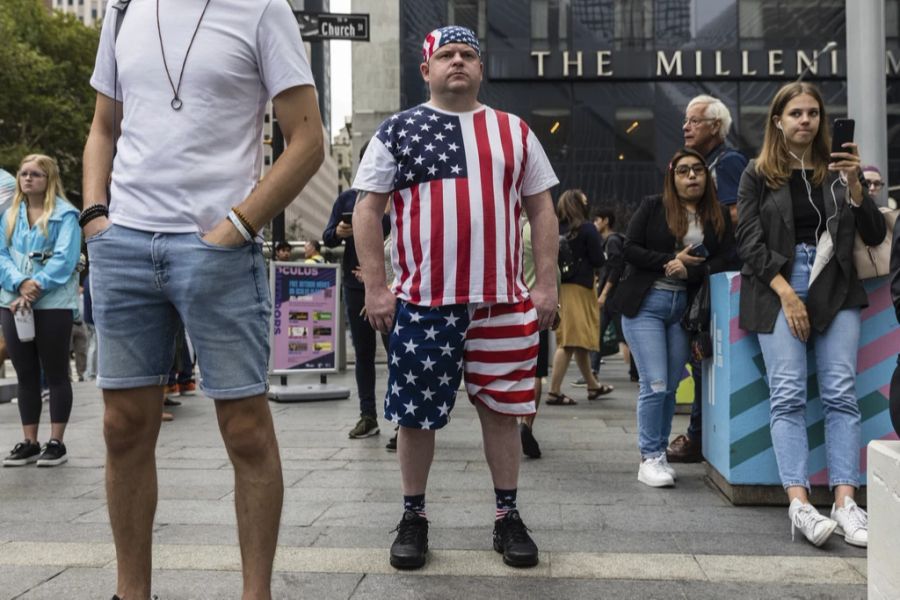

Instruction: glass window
[614,0,653,50]
[530,0,569,51]
[739,0,845,48]
[448,0,487,40]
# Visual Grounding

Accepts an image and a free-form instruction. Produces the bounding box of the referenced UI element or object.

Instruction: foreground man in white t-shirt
[81,1,324,598]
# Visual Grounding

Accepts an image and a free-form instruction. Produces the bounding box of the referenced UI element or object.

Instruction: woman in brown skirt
[546,189,613,405]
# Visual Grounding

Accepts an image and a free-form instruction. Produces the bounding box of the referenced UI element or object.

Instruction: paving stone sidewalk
[0,357,866,599]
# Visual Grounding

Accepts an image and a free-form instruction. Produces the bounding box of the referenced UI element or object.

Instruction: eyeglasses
[867,180,884,190]
[674,164,706,177]
[18,171,47,179]
[682,117,716,128]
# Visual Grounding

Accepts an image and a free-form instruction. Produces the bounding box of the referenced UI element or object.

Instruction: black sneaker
[520,424,541,459]
[390,510,428,569]
[385,434,397,451]
[36,439,68,467]
[3,440,41,467]
[493,510,539,567]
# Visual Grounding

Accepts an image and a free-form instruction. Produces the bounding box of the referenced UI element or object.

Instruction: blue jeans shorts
[87,224,271,399]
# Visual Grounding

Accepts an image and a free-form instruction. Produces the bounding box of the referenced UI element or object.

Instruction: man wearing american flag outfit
[353,25,560,570]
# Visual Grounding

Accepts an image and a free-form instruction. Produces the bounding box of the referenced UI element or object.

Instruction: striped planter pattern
[704,272,899,486]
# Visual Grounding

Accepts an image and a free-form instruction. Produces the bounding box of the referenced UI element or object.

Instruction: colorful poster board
[270,262,341,374]
[704,272,899,486]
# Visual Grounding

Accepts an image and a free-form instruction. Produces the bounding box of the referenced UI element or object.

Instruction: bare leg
[548,347,574,395]
[521,377,542,429]
[476,402,520,490]
[215,395,283,600]
[397,426,436,495]
[787,485,809,505]
[50,422,66,441]
[104,385,164,600]
[573,349,602,389]
[833,484,856,508]
[22,423,38,442]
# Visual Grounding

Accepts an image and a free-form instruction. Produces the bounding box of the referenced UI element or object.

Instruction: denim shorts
[87,224,271,399]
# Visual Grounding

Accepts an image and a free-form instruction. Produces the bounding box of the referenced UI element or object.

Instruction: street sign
[294,11,369,42]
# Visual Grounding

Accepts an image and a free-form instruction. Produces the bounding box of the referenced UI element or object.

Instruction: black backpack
[558,231,580,282]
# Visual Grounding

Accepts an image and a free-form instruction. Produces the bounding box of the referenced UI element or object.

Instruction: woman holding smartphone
[613,148,734,487]
[0,155,80,467]
[736,82,885,548]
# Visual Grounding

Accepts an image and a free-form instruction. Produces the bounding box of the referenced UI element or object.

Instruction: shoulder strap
[111,0,131,40]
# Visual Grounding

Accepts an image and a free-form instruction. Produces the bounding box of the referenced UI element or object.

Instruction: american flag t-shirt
[353,104,558,308]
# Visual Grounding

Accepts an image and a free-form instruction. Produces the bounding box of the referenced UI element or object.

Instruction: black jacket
[560,221,605,289]
[322,189,390,290]
[610,195,735,318]
[889,205,900,324]
[735,161,886,333]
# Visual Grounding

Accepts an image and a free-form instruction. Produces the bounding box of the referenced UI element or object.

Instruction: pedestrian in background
[668,94,748,465]
[736,82,885,548]
[546,189,611,405]
[0,154,81,467]
[323,162,391,440]
[614,148,734,488]
[304,239,325,263]
[274,240,293,261]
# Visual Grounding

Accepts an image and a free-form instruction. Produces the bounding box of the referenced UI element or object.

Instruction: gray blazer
[735,161,886,334]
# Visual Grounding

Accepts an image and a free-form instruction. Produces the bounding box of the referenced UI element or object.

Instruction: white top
[90,0,315,233]
[352,103,558,306]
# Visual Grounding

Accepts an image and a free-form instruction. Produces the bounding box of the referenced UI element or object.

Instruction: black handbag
[682,277,712,361]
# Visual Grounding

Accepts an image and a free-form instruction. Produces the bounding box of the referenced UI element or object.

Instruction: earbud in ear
[775,121,783,131]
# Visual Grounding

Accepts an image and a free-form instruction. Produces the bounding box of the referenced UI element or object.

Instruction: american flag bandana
[422,25,480,62]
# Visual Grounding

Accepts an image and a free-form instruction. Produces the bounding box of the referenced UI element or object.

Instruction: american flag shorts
[384,298,539,430]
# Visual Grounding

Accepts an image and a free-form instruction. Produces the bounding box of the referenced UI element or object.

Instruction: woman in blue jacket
[0,155,81,467]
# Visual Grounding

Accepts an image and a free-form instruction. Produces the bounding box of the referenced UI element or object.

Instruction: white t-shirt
[90,0,315,233]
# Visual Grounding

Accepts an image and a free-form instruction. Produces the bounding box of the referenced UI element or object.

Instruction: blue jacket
[0,198,81,310]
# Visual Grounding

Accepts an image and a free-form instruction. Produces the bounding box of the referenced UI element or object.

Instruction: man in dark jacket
[322,165,390,440]
[669,95,748,463]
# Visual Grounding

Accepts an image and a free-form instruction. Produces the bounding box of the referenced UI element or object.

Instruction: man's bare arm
[234,85,324,229]
[354,191,395,333]
[81,93,123,237]
[523,190,559,330]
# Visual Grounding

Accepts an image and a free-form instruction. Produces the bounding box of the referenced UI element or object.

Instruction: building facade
[398,0,900,213]
[48,0,108,26]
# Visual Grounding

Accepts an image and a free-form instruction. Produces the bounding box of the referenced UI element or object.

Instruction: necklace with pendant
[156,0,212,110]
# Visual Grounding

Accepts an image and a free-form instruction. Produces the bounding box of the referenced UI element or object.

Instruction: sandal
[546,392,577,406]
[587,385,615,400]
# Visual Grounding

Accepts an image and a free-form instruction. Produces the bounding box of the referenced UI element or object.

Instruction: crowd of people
[0,12,898,599]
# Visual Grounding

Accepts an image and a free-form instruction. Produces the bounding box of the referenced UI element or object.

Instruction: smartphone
[340,212,353,225]
[688,243,709,258]
[830,118,855,163]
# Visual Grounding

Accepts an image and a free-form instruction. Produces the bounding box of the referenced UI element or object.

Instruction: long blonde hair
[556,189,589,230]
[755,82,831,189]
[8,154,66,242]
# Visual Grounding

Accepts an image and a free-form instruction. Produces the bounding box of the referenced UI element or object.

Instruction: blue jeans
[88,224,271,399]
[621,288,689,459]
[757,244,861,490]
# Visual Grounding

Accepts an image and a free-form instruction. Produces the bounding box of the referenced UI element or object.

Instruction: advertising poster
[270,262,341,374]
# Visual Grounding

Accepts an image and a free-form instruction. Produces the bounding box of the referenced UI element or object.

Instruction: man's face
[276,247,291,261]
[593,216,608,232]
[304,243,316,258]
[683,103,720,155]
[420,43,483,98]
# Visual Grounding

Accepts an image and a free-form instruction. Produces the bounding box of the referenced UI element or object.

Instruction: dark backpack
[558,231,580,282]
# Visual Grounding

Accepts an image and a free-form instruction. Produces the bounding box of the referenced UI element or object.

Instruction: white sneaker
[789,499,837,547]
[831,497,868,547]
[638,455,675,487]
[659,454,676,480]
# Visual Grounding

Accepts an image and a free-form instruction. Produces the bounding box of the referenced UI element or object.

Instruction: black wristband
[79,204,109,228]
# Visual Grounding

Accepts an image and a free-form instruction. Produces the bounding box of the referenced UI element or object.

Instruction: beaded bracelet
[78,204,109,228]
[231,206,257,238]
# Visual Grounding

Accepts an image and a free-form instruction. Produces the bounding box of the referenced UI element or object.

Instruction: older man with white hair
[667,94,748,465]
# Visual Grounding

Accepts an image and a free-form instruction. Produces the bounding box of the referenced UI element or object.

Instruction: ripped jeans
[621,288,690,459]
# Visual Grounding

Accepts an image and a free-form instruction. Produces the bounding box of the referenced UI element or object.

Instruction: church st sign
[487,48,900,80]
